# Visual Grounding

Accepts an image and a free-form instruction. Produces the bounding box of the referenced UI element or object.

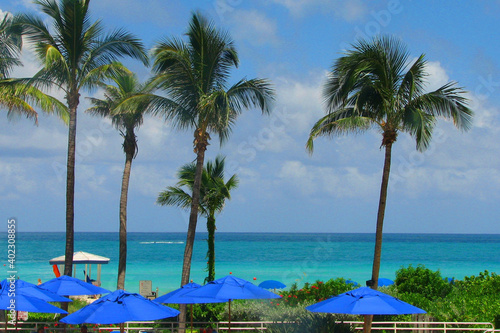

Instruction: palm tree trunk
[117,151,133,290]
[181,145,206,286]
[206,213,216,282]
[179,128,208,331]
[64,97,78,278]
[364,142,393,333]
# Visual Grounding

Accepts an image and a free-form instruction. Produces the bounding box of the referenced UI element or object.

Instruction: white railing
[343,321,495,333]
[5,320,496,332]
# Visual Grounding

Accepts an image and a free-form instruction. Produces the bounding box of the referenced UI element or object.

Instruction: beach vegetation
[157,155,239,283]
[150,11,274,324]
[394,264,452,299]
[394,267,500,326]
[280,278,353,306]
[14,0,148,277]
[0,13,67,123]
[86,67,155,290]
[306,35,473,332]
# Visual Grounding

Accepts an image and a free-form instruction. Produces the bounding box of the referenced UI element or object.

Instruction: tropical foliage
[157,155,239,282]
[394,267,500,326]
[87,68,154,290]
[15,0,148,276]
[395,264,453,299]
[150,13,274,325]
[307,35,472,289]
[307,36,473,331]
[0,13,67,123]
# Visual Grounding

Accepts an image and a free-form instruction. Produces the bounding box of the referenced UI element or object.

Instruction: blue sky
[0,0,499,234]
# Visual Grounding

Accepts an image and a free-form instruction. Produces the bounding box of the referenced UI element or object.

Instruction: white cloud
[275,74,325,134]
[424,60,450,92]
[0,160,38,198]
[92,0,179,28]
[218,72,325,162]
[278,160,380,198]
[138,116,171,149]
[76,165,109,197]
[226,9,279,47]
[128,164,176,198]
[270,0,368,21]
[0,122,67,151]
[11,45,41,79]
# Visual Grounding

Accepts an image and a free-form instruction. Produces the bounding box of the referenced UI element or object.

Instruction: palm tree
[0,13,67,123]
[15,0,148,277]
[306,36,473,332]
[157,156,238,282]
[87,68,153,290]
[0,13,22,79]
[150,13,273,320]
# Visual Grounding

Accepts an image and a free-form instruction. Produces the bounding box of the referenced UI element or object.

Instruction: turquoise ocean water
[1,232,499,295]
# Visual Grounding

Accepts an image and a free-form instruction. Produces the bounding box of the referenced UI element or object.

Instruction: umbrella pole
[363,315,373,333]
[190,304,193,333]
[120,323,124,333]
[4,310,7,333]
[228,300,231,332]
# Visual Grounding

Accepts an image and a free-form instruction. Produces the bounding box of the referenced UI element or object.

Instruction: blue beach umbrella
[306,286,426,315]
[39,275,110,296]
[0,293,68,313]
[186,275,281,331]
[258,280,286,290]
[60,289,179,325]
[154,282,227,304]
[345,280,359,287]
[0,280,67,314]
[377,278,394,287]
[0,279,71,303]
[155,282,226,332]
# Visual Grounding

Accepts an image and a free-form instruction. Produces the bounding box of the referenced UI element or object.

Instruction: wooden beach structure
[49,251,110,286]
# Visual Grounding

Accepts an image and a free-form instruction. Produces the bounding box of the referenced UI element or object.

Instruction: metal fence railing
[3,320,496,333]
[343,321,495,333]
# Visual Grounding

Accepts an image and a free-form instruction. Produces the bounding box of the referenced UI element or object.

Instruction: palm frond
[316,35,473,153]
[401,106,436,151]
[307,108,373,153]
[412,82,473,131]
[0,79,68,123]
[157,186,193,210]
[0,14,23,79]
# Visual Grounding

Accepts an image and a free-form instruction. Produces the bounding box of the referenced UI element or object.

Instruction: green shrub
[395,264,452,299]
[280,278,353,306]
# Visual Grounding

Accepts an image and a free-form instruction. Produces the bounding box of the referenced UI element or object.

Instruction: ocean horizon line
[3,231,500,236]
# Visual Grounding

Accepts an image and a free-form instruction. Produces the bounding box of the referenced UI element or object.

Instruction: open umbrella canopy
[186,275,281,301]
[154,282,227,304]
[0,279,71,303]
[258,280,286,290]
[0,280,67,313]
[306,287,426,315]
[0,294,68,313]
[60,289,179,324]
[39,275,110,296]
[378,278,394,287]
[345,280,359,286]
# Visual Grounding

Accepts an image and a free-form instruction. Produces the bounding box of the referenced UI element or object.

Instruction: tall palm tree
[87,68,153,290]
[306,36,473,332]
[15,0,148,277]
[0,13,67,123]
[157,156,238,283]
[150,13,273,324]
